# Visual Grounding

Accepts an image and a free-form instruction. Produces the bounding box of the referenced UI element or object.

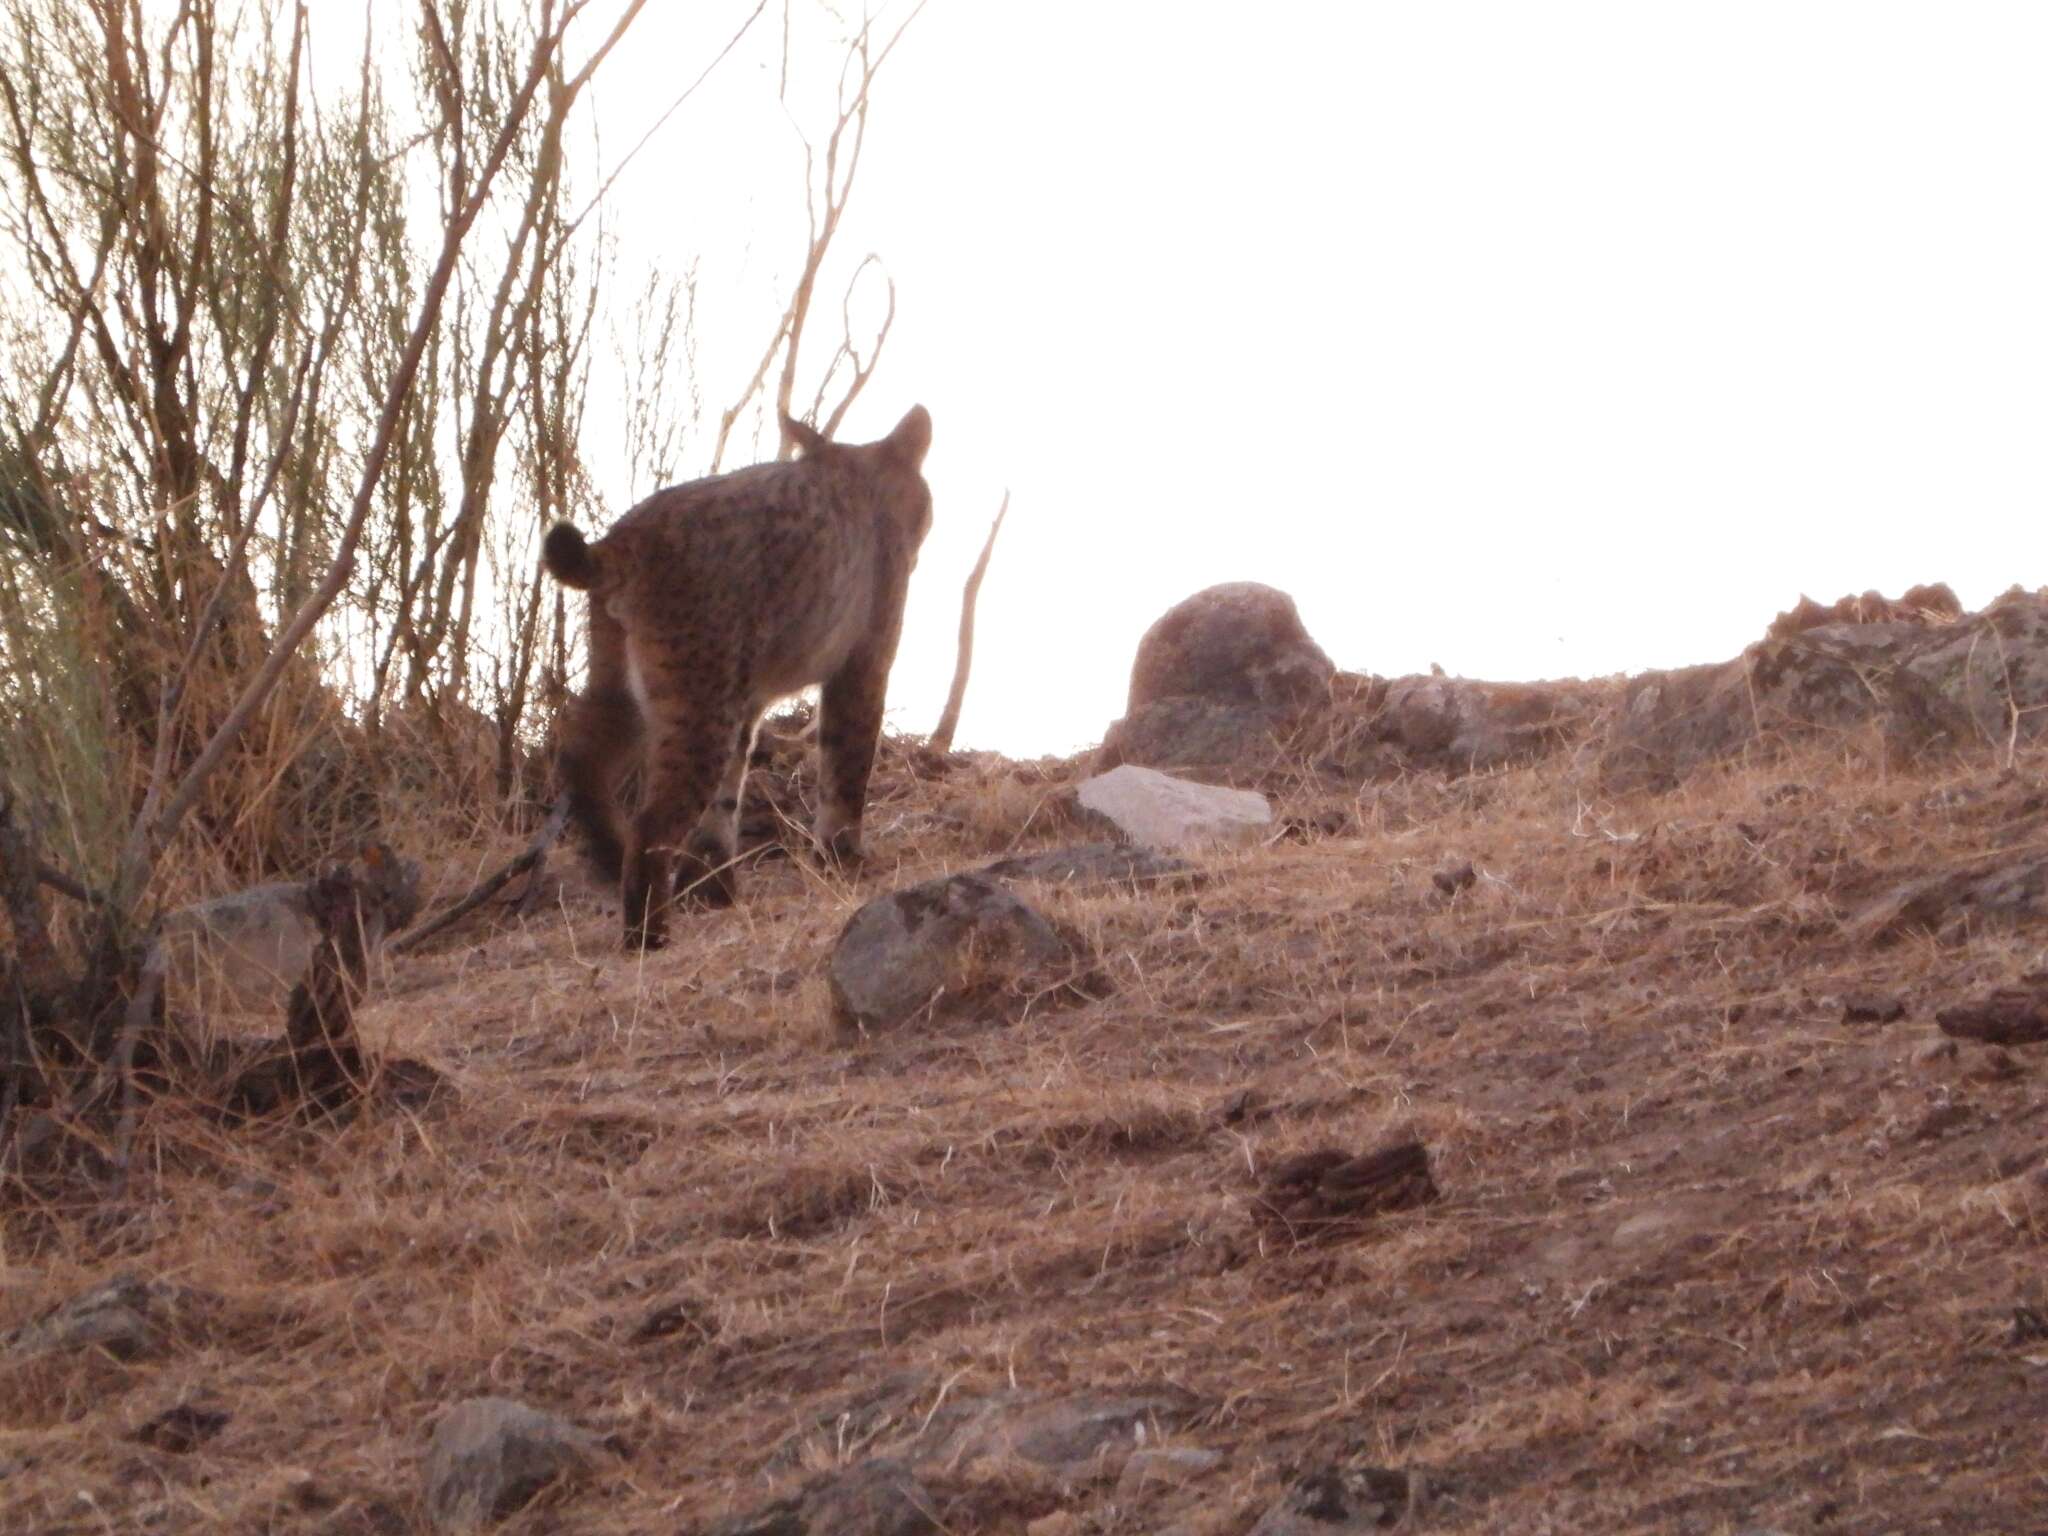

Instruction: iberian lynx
[542,406,934,950]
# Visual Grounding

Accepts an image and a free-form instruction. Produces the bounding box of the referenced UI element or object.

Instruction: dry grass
[6,739,2048,1533]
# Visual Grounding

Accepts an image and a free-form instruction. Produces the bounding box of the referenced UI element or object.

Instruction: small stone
[1431,861,1477,896]
[133,1401,230,1453]
[1915,1036,1959,1065]
[276,1467,333,1512]
[1026,1515,1083,1536]
[1248,1465,1422,1534]
[420,1397,612,1532]
[1074,765,1272,850]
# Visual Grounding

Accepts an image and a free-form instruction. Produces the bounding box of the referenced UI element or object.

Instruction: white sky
[583,3,2048,755]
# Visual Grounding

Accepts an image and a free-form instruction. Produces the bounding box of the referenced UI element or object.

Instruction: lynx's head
[782,404,935,562]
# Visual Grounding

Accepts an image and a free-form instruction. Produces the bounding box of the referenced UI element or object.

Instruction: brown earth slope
[5,740,2048,1533]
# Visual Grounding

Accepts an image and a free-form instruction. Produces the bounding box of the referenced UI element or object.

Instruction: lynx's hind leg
[674,715,759,909]
[559,608,641,882]
[623,702,745,950]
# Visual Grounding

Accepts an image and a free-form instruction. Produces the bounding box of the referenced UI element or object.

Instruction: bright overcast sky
[591,2,2047,756]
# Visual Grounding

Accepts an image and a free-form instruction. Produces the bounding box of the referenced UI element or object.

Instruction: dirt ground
[5,736,2047,1533]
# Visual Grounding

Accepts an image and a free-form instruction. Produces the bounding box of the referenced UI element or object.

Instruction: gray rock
[829,874,1080,1036]
[1075,766,1272,851]
[158,843,422,1021]
[1126,583,1335,715]
[419,1397,611,1532]
[979,843,1194,888]
[706,1459,937,1536]
[1248,1466,1423,1534]
[1115,1446,1223,1502]
[1600,591,2048,793]
[6,1272,171,1361]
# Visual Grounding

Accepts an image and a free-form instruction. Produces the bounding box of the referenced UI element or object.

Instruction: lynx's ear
[884,404,932,469]
[781,413,830,458]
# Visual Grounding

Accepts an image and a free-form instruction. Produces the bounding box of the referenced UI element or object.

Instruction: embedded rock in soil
[979,842,1195,888]
[1074,766,1272,851]
[829,874,1080,1036]
[419,1396,612,1532]
[132,1401,230,1453]
[4,1272,183,1362]
[1247,1466,1423,1533]
[930,1389,1204,1480]
[1842,991,1907,1024]
[1255,1141,1441,1241]
[1849,852,2048,945]
[704,1458,938,1536]
[1936,982,2048,1045]
[1600,589,2048,793]
[1367,673,1603,776]
[1097,694,1308,781]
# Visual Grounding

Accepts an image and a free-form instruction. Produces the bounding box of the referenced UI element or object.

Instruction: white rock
[1076,765,1272,850]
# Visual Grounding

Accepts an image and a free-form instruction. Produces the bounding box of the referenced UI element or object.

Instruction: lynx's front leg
[814,653,891,867]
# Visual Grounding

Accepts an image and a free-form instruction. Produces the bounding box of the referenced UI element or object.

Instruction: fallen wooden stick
[393,796,570,954]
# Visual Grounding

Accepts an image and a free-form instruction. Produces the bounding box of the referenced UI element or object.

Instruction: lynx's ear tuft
[781,413,831,458]
[885,404,932,469]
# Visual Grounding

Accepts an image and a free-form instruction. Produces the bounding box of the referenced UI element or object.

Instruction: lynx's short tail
[542,522,602,589]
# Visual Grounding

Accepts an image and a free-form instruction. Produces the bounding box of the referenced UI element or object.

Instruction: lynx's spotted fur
[543,406,934,950]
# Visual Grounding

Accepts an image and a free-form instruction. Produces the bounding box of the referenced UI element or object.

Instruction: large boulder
[1099,584,1335,780]
[1600,589,2048,793]
[1125,582,1335,714]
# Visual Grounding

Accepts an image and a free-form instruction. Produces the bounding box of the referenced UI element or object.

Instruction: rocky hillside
[5,587,2048,1534]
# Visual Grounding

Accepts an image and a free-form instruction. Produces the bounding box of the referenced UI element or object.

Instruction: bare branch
[930,492,1009,755]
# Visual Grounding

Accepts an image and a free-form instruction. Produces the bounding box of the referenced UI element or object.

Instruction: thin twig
[394,796,571,954]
